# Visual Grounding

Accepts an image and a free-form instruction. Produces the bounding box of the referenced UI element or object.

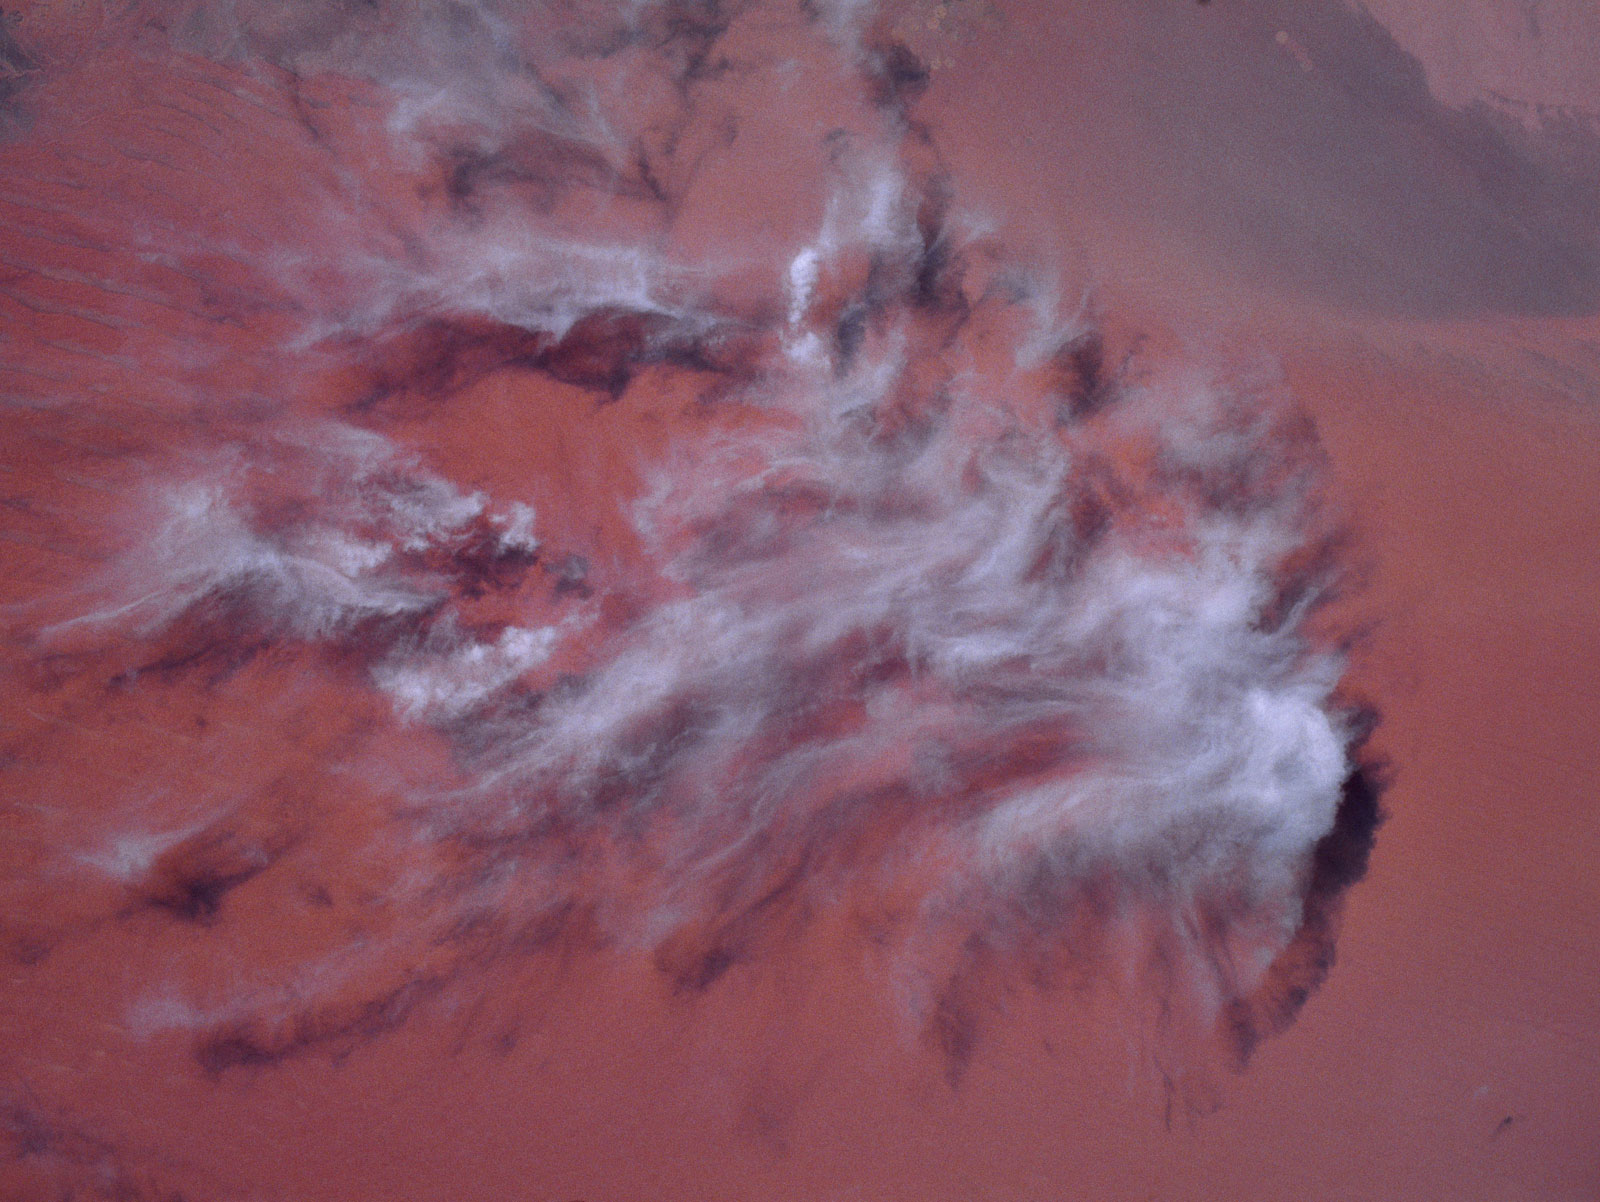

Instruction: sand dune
[1,2,1595,1199]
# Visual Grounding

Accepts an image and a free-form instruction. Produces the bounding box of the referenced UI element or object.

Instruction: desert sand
[1,3,1596,1200]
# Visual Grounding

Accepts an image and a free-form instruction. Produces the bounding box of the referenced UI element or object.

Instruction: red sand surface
[2,2,1597,1200]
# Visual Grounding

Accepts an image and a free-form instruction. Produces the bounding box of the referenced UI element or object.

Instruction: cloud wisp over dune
[2,0,1381,1103]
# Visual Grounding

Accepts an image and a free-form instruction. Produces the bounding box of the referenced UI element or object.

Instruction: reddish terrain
[2,2,1596,1200]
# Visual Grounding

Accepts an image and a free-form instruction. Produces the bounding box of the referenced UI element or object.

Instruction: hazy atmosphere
[2,2,1596,1199]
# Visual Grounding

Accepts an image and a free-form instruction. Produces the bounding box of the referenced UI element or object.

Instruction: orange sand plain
[2,3,1597,1200]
